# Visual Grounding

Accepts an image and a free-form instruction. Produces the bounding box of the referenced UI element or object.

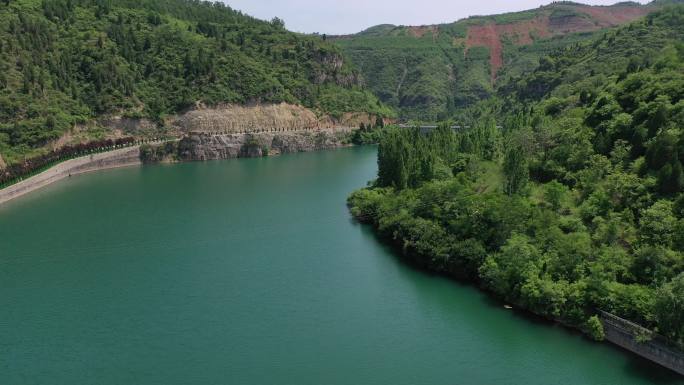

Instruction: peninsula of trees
[349,6,684,348]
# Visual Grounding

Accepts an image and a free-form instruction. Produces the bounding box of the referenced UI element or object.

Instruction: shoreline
[0,146,143,206]
[0,128,357,206]
[348,208,684,376]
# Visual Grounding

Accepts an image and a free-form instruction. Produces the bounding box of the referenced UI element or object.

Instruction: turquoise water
[1,146,681,384]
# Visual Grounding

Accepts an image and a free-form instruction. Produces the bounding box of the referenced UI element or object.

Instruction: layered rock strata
[177,128,353,161]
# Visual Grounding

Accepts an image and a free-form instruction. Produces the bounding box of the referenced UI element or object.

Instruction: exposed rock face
[177,128,353,161]
[172,103,383,134]
[174,103,326,133]
[337,111,386,129]
[43,103,380,163]
[313,52,361,87]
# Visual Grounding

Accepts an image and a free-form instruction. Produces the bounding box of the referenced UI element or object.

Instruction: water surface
[1,147,681,384]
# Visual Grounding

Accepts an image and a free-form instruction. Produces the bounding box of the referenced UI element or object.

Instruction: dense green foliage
[0,0,389,164]
[335,25,490,122]
[139,140,178,164]
[349,6,684,347]
[350,120,391,145]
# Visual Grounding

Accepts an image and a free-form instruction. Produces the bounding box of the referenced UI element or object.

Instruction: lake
[1,146,681,384]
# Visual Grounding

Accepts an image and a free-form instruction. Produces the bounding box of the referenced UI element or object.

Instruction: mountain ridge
[334,0,672,121]
[343,1,652,37]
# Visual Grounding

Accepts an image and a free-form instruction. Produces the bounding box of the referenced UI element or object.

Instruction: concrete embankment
[0,146,141,206]
[600,311,684,375]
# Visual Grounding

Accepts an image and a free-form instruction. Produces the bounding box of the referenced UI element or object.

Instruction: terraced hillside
[334,1,667,121]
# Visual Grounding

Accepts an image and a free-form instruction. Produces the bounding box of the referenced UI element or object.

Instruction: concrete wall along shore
[0,146,142,206]
[600,311,684,375]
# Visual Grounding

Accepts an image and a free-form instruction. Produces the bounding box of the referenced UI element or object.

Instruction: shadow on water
[348,216,684,384]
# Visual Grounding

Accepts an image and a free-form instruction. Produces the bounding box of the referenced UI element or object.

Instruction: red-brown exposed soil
[463,5,651,83]
[466,24,503,80]
[577,6,652,27]
[466,17,551,81]
[495,17,552,45]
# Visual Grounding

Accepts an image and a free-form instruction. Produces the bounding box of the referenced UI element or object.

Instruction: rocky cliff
[93,103,382,140]
[177,128,353,161]
[173,103,325,133]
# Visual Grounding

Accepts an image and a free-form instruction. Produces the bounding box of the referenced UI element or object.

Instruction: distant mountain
[334,1,668,121]
[0,0,390,165]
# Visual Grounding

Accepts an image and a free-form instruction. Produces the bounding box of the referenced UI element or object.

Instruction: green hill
[0,0,391,164]
[334,1,662,122]
[348,5,684,347]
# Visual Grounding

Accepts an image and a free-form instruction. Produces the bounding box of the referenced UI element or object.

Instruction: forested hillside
[349,5,684,348]
[0,0,390,165]
[335,1,661,121]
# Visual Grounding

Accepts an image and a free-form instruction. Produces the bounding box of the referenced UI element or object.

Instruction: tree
[674,194,684,218]
[377,129,412,189]
[543,180,567,212]
[658,160,684,195]
[632,246,679,285]
[654,274,684,347]
[270,17,284,29]
[639,200,677,247]
[585,315,605,341]
[375,116,384,129]
[480,234,543,300]
[503,144,529,196]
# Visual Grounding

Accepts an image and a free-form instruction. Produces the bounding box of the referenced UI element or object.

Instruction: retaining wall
[0,146,141,206]
[600,311,684,375]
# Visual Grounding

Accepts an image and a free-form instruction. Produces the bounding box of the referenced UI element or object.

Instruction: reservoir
[0,146,681,384]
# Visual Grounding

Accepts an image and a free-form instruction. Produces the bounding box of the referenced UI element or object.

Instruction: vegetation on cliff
[348,6,684,347]
[0,0,391,165]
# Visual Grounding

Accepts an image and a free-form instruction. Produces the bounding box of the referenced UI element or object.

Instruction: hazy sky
[223,0,650,35]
